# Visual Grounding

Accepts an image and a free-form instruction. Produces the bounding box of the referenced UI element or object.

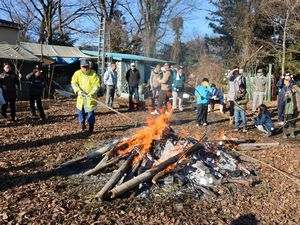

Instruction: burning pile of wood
[57,113,253,200]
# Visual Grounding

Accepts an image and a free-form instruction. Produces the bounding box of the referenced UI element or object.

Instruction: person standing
[282,84,300,139]
[172,66,186,111]
[195,78,212,126]
[276,71,295,125]
[0,62,21,121]
[26,65,46,120]
[209,83,224,113]
[252,69,268,113]
[149,64,161,115]
[234,84,248,132]
[157,63,172,114]
[103,62,118,108]
[227,66,246,124]
[126,63,140,111]
[71,59,100,133]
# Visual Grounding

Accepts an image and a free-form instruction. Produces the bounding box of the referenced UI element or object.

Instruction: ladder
[97,16,112,78]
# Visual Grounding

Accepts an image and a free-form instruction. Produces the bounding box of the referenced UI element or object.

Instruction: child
[234,84,248,132]
[195,78,212,126]
[254,104,274,136]
[283,84,300,139]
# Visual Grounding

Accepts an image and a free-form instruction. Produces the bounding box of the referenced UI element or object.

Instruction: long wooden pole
[110,144,204,198]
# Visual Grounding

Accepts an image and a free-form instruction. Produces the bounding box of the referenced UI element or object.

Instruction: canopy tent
[0,42,40,61]
[21,42,90,59]
[82,50,172,63]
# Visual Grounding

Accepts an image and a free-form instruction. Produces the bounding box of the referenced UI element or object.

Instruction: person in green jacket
[283,85,300,139]
[172,66,186,111]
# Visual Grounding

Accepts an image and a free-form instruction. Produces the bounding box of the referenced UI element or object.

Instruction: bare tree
[171,16,183,64]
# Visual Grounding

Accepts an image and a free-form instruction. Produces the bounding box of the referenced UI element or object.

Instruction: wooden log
[123,158,143,182]
[107,143,129,159]
[83,155,123,176]
[238,142,279,151]
[222,178,252,187]
[95,153,136,200]
[56,141,119,169]
[110,143,204,199]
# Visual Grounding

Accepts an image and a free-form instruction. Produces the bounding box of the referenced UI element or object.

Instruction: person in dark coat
[26,66,46,120]
[126,63,140,111]
[276,71,296,125]
[254,104,274,136]
[209,83,224,113]
[0,62,20,121]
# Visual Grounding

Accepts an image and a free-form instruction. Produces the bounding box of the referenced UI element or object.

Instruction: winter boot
[283,128,288,139]
[229,116,234,125]
[88,124,94,134]
[81,122,86,131]
[290,128,296,138]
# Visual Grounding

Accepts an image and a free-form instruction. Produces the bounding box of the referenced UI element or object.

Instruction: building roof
[82,50,171,63]
[0,42,39,61]
[0,19,21,29]
[21,42,91,58]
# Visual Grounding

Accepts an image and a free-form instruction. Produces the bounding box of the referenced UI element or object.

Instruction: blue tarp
[51,56,79,64]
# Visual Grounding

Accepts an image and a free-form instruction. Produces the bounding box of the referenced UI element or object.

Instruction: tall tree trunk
[282,10,290,75]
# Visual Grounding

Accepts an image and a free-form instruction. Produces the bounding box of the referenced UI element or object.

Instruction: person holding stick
[0,62,21,121]
[71,59,100,134]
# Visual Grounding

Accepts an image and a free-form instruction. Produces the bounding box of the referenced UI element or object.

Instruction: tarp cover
[0,42,40,61]
[21,42,90,58]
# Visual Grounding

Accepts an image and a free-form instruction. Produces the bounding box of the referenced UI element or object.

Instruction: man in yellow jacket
[71,59,100,133]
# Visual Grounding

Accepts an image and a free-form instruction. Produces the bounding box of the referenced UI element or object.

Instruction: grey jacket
[253,75,267,93]
[228,73,246,101]
[150,69,160,89]
[104,69,117,86]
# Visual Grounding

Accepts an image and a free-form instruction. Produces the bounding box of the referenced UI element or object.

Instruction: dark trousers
[1,98,16,120]
[129,86,139,110]
[158,90,171,113]
[196,104,208,124]
[284,114,296,129]
[30,95,45,118]
[229,100,234,117]
[106,85,115,107]
[278,100,285,122]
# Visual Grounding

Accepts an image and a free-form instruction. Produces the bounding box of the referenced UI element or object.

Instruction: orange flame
[116,112,173,163]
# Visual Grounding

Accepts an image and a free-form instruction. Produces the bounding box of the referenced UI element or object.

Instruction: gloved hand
[87,93,92,98]
[77,90,84,96]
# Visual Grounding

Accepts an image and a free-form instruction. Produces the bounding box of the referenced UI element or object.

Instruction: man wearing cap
[103,62,118,107]
[26,65,46,120]
[71,59,100,133]
[126,63,141,111]
[276,71,296,125]
[252,69,268,113]
[158,63,172,114]
[172,66,186,111]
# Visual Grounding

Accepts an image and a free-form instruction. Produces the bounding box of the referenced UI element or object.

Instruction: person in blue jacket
[276,71,295,125]
[195,78,212,126]
[254,104,274,136]
[209,83,224,113]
